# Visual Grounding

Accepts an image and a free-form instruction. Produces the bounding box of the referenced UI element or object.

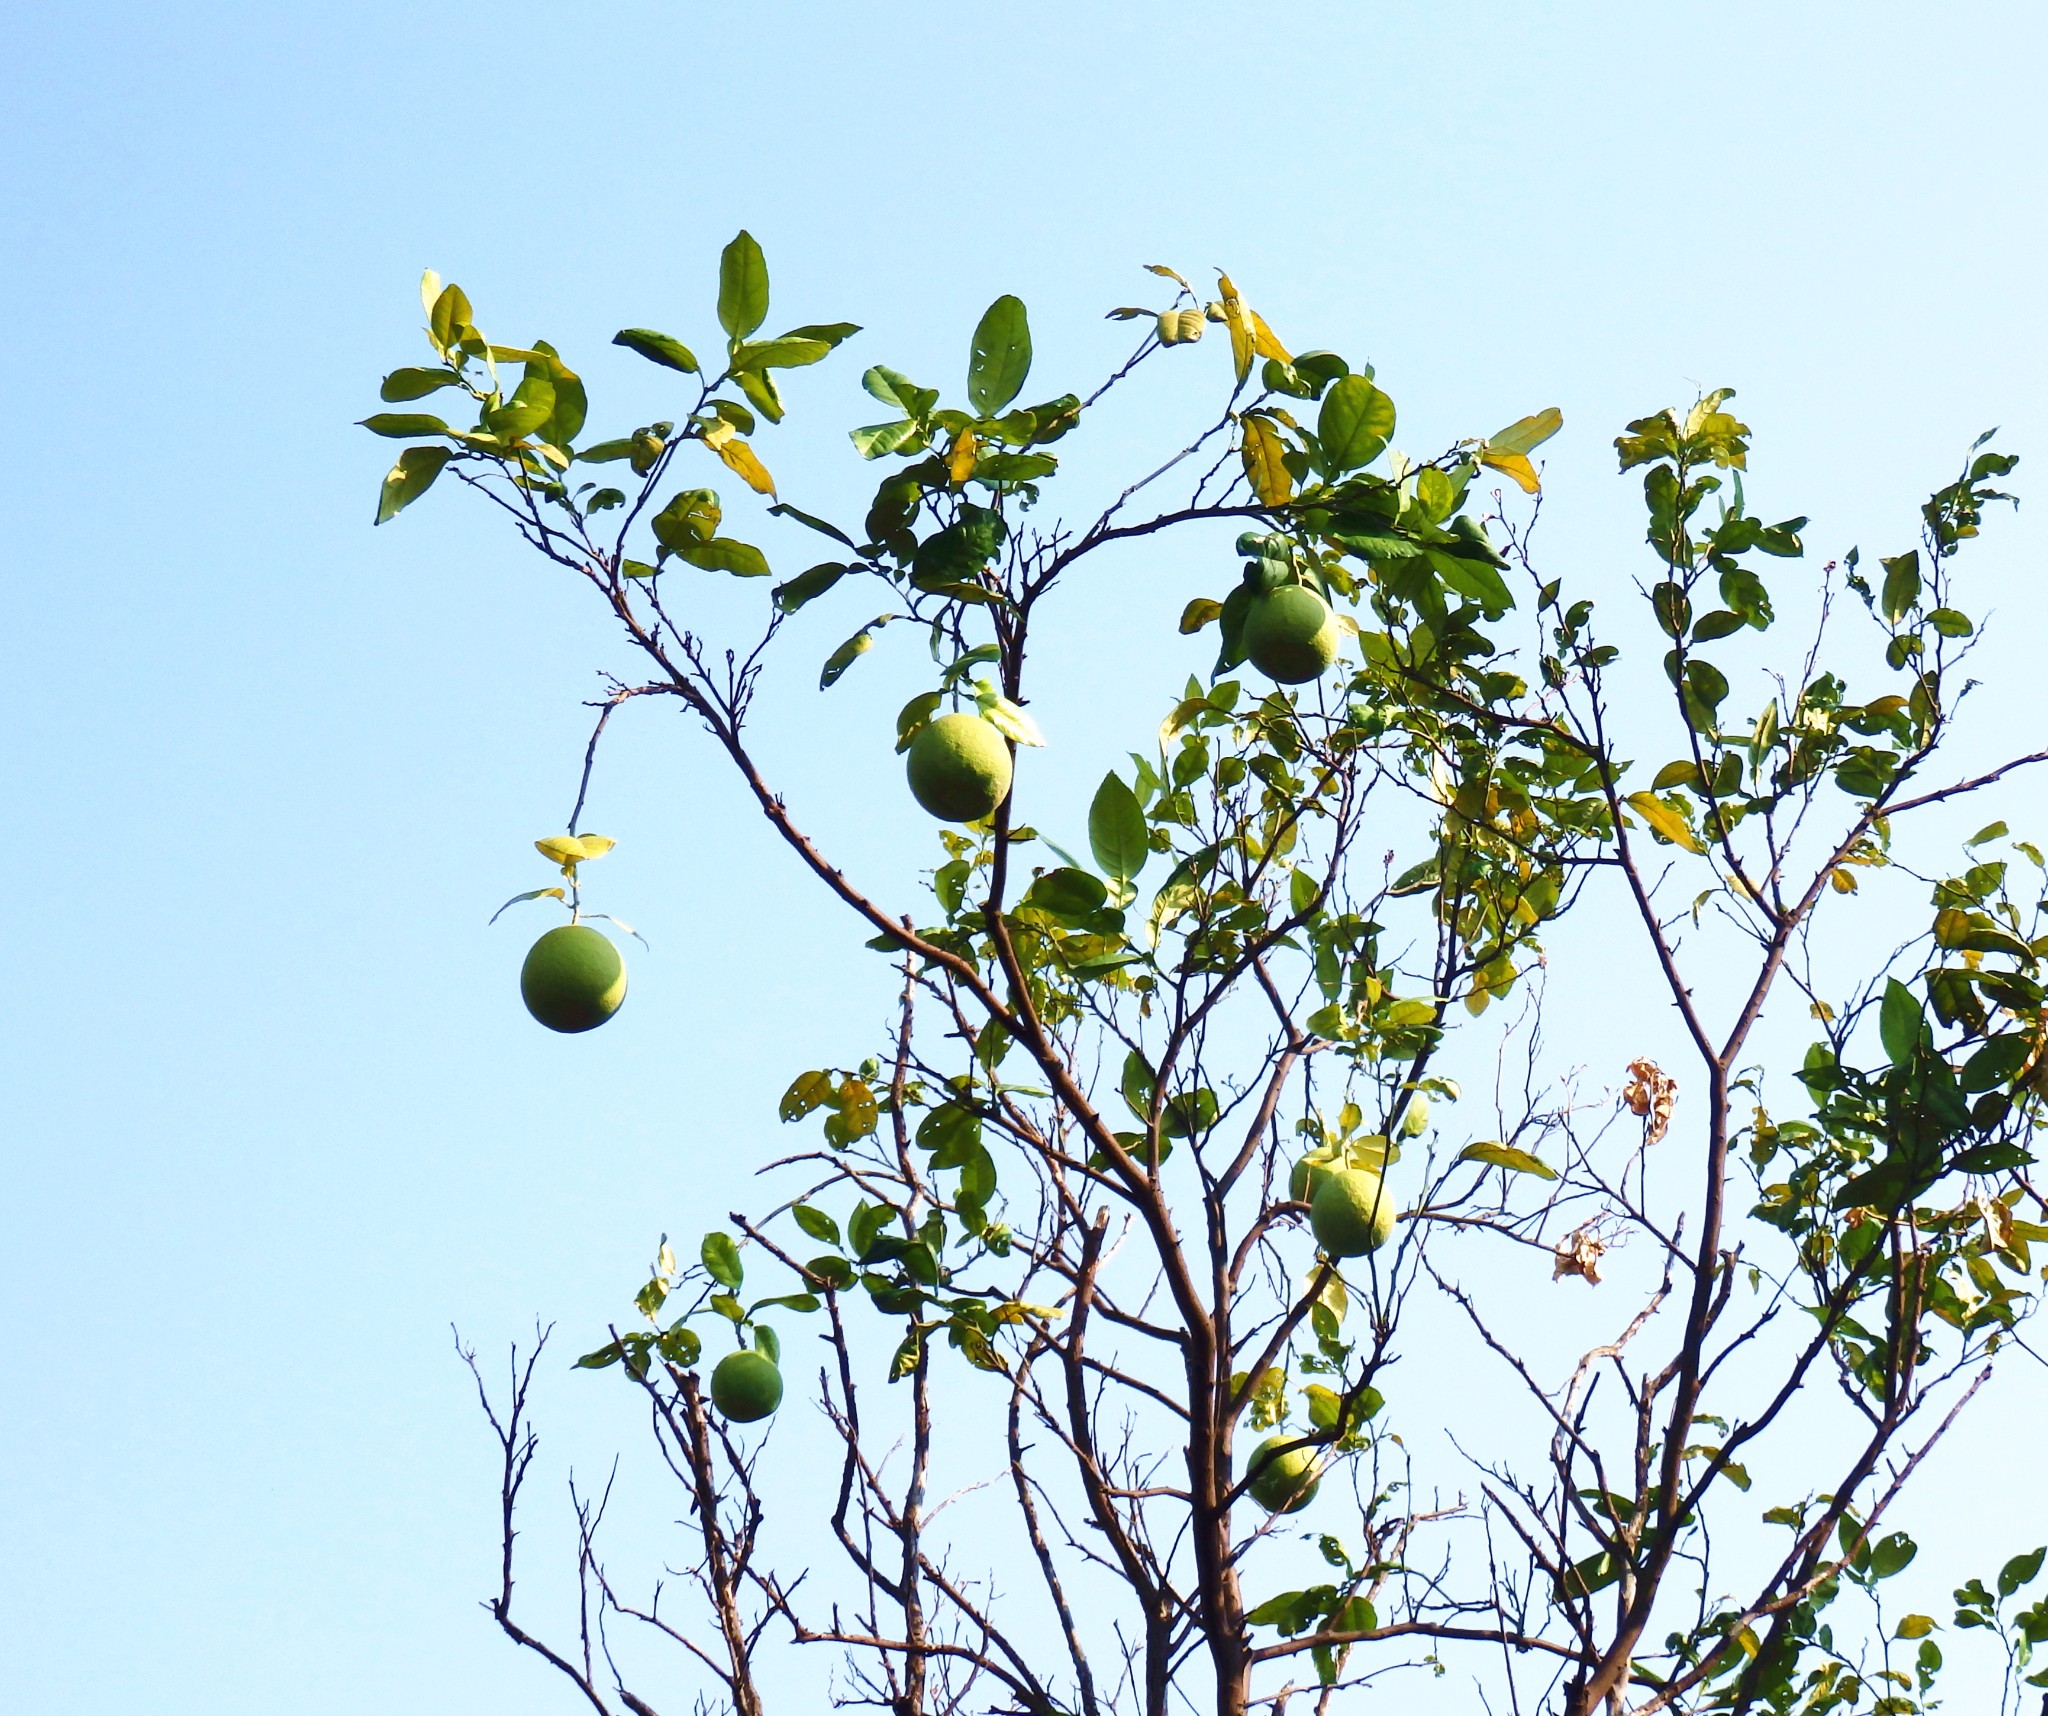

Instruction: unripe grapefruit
[710,1350,783,1422]
[1289,1150,1341,1205]
[1244,1434,1321,1514]
[520,924,627,1033]
[906,713,1013,823]
[1310,1168,1397,1258]
[1243,586,1342,683]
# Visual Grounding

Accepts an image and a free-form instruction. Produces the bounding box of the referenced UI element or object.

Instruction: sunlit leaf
[717,230,769,340]
[714,436,777,496]
[1623,791,1706,854]
[1241,413,1293,505]
[1479,449,1542,494]
[1458,1141,1558,1180]
[1090,772,1149,882]
[1484,408,1563,458]
[968,295,1033,417]
[374,446,453,524]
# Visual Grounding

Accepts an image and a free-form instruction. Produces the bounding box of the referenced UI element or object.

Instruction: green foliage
[375,240,2041,1716]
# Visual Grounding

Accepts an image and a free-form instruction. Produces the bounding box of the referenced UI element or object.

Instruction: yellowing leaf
[1623,791,1706,853]
[1249,308,1291,364]
[715,435,777,497]
[1216,271,1255,384]
[488,885,567,924]
[1240,413,1294,505]
[1485,408,1563,458]
[1160,696,1210,743]
[1479,449,1542,494]
[978,692,1046,748]
[1178,597,1223,634]
[535,833,615,869]
[1144,263,1191,288]
[1459,1141,1559,1180]
[947,427,978,486]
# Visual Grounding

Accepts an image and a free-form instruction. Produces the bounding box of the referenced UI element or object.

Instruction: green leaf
[1458,1141,1558,1180]
[1897,1614,1937,1640]
[674,538,772,578]
[851,419,923,459]
[769,502,860,551]
[613,328,700,373]
[379,367,463,402]
[1026,868,1109,918]
[730,336,832,371]
[375,446,453,524]
[792,1204,840,1246]
[967,295,1032,417]
[1879,976,1924,1065]
[649,488,720,552]
[774,561,848,613]
[1881,550,1922,624]
[753,1292,818,1314]
[718,230,770,340]
[360,412,451,439]
[809,1255,856,1290]
[782,322,861,348]
[1089,772,1149,882]
[2001,1548,2047,1597]
[821,616,894,689]
[428,282,473,352]
[1317,375,1395,472]
[863,366,939,418]
[701,1231,744,1290]
[736,367,785,423]
[484,373,555,441]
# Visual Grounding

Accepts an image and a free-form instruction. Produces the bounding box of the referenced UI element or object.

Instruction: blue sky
[2,3,2044,1712]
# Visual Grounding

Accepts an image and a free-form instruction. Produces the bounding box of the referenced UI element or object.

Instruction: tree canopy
[366,232,2046,1716]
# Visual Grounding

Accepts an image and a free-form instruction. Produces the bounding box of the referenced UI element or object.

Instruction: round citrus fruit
[1289,1150,1341,1205]
[1243,586,1342,684]
[906,713,1013,823]
[1244,1434,1322,1514]
[1310,1168,1398,1258]
[710,1350,783,1422]
[520,924,627,1034]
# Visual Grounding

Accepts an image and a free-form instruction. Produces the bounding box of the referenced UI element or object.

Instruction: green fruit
[1244,1434,1321,1514]
[906,713,1013,823]
[710,1350,783,1422]
[1310,1168,1398,1258]
[1242,585,1342,684]
[520,924,627,1034]
[1289,1150,1341,1205]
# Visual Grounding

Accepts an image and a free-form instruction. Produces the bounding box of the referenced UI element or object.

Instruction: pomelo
[1244,1434,1321,1514]
[710,1350,783,1422]
[906,712,1013,823]
[1310,1168,1398,1258]
[1242,586,1342,684]
[1289,1150,1341,1205]
[520,924,627,1034]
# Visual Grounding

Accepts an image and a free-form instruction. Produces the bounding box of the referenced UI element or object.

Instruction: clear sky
[3,3,2045,1712]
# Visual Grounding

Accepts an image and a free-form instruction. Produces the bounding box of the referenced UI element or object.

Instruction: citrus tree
[366,234,2048,1716]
